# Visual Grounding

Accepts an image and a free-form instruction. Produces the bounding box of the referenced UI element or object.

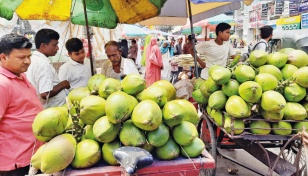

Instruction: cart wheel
[281,139,307,176]
[199,115,217,176]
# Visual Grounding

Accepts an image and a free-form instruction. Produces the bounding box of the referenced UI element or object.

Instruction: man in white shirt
[189,22,236,79]
[26,29,70,108]
[252,25,273,52]
[58,38,91,92]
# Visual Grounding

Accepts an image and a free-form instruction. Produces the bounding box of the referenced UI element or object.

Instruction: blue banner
[299,0,308,13]
[302,13,308,29]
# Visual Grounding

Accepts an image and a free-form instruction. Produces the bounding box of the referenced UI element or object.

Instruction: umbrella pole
[82,0,94,76]
[187,0,199,78]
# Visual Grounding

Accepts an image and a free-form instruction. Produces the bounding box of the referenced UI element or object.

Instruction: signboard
[276,15,301,30]
[275,1,284,15]
[299,0,308,13]
[289,2,299,16]
[302,13,308,29]
[261,4,268,19]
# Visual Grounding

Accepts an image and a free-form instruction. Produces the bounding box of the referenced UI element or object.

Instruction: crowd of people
[0,23,276,175]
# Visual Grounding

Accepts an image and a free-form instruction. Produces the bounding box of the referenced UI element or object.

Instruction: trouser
[0,165,29,176]
[170,71,179,84]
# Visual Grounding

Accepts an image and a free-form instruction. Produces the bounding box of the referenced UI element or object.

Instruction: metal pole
[187,0,199,78]
[82,0,94,76]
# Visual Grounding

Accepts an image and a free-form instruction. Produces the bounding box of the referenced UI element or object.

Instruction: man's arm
[188,46,206,68]
[40,80,70,99]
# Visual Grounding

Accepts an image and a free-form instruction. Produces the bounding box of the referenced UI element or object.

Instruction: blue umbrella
[122,24,147,39]
[207,14,234,25]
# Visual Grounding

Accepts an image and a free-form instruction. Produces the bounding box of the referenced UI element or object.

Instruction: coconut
[281,64,298,80]
[293,66,308,88]
[34,134,52,142]
[222,79,240,97]
[102,139,120,165]
[152,80,176,101]
[174,99,200,125]
[68,87,91,104]
[303,102,308,113]
[93,116,121,143]
[267,52,288,68]
[279,48,295,55]
[136,85,168,108]
[65,115,85,131]
[119,120,146,146]
[80,95,106,125]
[141,141,155,152]
[193,78,204,90]
[250,121,271,135]
[192,89,208,104]
[260,90,286,112]
[239,81,262,103]
[32,107,68,138]
[287,50,308,68]
[31,143,46,170]
[155,138,179,160]
[258,65,283,81]
[283,83,306,102]
[234,65,256,83]
[200,77,221,94]
[206,105,212,116]
[254,73,278,91]
[272,121,292,136]
[162,100,186,127]
[181,137,205,158]
[147,123,169,147]
[209,65,232,85]
[121,74,146,95]
[210,109,224,127]
[71,139,101,168]
[249,50,268,67]
[83,125,98,141]
[105,91,136,124]
[87,74,106,95]
[293,122,308,133]
[40,134,76,174]
[261,109,284,121]
[225,95,250,118]
[208,90,227,110]
[62,101,77,116]
[172,121,198,146]
[283,102,307,120]
[224,114,245,135]
[132,100,162,131]
[98,78,121,99]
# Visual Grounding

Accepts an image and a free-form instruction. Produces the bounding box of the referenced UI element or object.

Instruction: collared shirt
[26,51,66,108]
[128,43,138,59]
[0,66,44,171]
[58,58,91,92]
[101,57,139,79]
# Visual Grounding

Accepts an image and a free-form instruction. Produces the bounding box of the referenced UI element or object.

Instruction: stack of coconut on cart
[29,75,215,175]
[192,48,308,136]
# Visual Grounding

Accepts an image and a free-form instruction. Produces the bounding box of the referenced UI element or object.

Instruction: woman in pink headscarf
[146,37,163,87]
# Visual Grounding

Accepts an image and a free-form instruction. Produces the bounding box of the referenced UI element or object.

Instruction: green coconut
[80,95,106,125]
[208,90,227,110]
[261,109,284,121]
[234,65,256,83]
[279,48,295,55]
[250,121,271,135]
[132,100,162,131]
[98,78,121,99]
[293,66,308,88]
[155,138,179,160]
[209,65,232,85]
[119,120,146,146]
[174,99,200,125]
[293,122,308,133]
[152,80,176,101]
[225,95,250,118]
[287,50,308,68]
[283,83,306,102]
[92,116,121,143]
[192,89,208,104]
[200,77,221,94]
[283,102,307,120]
[136,85,168,108]
[121,74,146,95]
[71,139,101,168]
[272,121,292,135]
[87,74,106,95]
[260,90,286,112]
[147,123,170,147]
[281,64,298,80]
[102,139,120,165]
[210,109,224,127]
[258,65,283,81]
[172,121,198,146]
[254,73,278,91]
[162,100,186,127]
[238,81,262,103]
[224,114,245,135]
[181,137,205,158]
[31,143,47,170]
[222,79,240,97]
[249,50,268,67]
[68,87,91,104]
[267,52,288,68]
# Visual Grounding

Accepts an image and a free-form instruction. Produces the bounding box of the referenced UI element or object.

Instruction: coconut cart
[198,107,308,176]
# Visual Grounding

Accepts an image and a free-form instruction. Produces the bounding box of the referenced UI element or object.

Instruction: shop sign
[289,2,299,16]
[302,13,308,29]
[275,1,284,15]
[299,0,308,13]
[276,15,301,30]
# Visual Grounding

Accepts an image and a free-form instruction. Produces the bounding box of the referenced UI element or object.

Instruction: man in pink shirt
[0,34,44,176]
